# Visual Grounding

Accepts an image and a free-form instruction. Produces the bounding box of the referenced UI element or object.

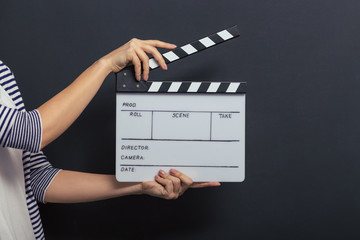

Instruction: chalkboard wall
[1,0,360,239]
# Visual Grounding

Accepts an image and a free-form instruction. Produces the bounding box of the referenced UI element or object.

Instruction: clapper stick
[148,25,239,70]
[116,25,245,93]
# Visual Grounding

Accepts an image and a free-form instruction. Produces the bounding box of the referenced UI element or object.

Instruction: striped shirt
[0,60,61,240]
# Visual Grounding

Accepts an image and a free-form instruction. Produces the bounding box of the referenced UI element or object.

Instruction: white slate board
[116,92,245,182]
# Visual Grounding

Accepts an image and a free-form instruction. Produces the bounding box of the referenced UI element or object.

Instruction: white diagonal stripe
[168,82,182,92]
[163,51,180,62]
[181,44,197,55]
[226,82,240,93]
[217,30,234,40]
[148,82,162,92]
[199,37,215,47]
[207,82,221,93]
[187,82,201,92]
[149,58,159,69]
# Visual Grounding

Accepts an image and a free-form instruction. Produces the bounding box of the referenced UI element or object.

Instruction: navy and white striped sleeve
[0,105,42,153]
[24,150,61,204]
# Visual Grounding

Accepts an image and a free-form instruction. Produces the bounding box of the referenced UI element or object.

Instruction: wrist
[113,180,144,197]
[135,182,144,195]
[95,57,113,75]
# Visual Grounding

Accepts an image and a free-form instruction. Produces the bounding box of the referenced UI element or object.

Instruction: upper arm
[23,150,61,203]
[0,105,42,153]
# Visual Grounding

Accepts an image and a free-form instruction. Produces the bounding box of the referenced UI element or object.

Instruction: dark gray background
[1,0,360,239]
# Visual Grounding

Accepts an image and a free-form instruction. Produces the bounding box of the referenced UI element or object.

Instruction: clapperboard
[115,26,246,182]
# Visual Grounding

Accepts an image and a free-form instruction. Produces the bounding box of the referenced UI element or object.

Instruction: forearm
[44,170,143,203]
[37,39,175,149]
[37,59,112,149]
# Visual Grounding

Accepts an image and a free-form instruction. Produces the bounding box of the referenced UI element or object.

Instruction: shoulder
[0,59,11,76]
[0,59,14,81]
[0,60,25,111]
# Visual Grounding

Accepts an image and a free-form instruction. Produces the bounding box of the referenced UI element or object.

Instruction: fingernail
[136,75,141,81]
[162,64,168,70]
[143,75,148,81]
[155,175,160,180]
[159,170,166,176]
[170,169,177,175]
[171,44,177,48]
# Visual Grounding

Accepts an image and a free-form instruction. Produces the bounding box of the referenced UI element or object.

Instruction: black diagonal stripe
[178,82,191,92]
[209,33,224,44]
[191,41,206,51]
[158,81,172,92]
[197,82,210,93]
[236,82,247,93]
[172,48,188,59]
[227,25,240,37]
[217,82,230,93]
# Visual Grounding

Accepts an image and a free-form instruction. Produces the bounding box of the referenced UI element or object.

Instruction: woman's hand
[141,169,221,200]
[101,38,176,81]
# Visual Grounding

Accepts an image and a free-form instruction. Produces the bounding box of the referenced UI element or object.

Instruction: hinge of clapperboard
[115,25,246,93]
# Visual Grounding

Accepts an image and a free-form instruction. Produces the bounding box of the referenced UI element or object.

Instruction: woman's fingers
[103,38,176,74]
[127,39,176,78]
[169,169,193,195]
[147,169,220,200]
[169,169,193,186]
[155,172,174,198]
[130,53,142,81]
[143,40,177,50]
[140,40,176,70]
[191,182,221,188]
[169,169,221,190]
[135,48,150,81]
[142,45,168,70]
[159,170,182,194]
[154,169,185,199]
[158,170,182,198]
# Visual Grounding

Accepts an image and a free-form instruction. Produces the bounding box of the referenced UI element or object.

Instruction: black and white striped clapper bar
[115,26,246,182]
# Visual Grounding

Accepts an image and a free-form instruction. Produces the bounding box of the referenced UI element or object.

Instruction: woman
[0,38,220,240]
